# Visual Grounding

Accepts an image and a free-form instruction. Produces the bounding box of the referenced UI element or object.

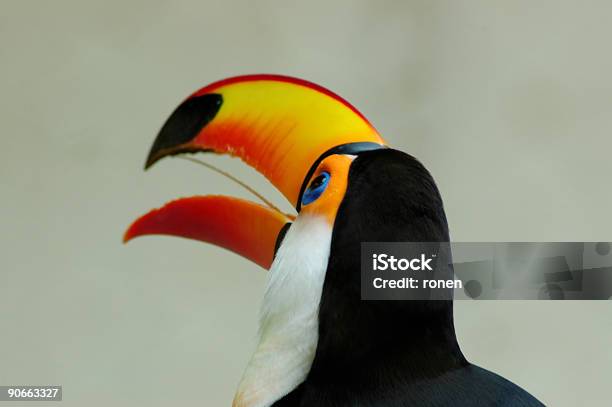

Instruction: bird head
[124,76,458,405]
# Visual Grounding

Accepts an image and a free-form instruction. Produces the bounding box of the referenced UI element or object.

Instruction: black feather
[274,149,544,406]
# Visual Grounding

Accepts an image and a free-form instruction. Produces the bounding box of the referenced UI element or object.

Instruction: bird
[124,75,545,407]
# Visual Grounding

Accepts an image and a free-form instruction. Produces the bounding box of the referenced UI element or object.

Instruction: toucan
[124,75,544,407]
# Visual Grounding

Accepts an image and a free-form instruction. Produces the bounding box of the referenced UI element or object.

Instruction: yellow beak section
[145,74,385,208]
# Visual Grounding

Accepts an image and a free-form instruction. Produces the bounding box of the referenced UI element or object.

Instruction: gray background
[1,1,611,406]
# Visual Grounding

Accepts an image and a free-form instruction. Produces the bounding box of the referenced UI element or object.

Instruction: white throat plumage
[232,214,333,407]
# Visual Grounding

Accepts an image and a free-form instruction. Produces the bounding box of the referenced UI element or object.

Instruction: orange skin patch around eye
[300,155,353,226]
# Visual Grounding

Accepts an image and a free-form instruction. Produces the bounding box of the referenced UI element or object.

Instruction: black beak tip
[144,151,159,170]
[141,93,223,172]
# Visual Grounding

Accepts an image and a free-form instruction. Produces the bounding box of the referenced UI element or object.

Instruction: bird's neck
[309,297,467,389]
[233,215,334,407]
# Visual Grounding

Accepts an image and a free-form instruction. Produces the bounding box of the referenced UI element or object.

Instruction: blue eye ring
[301,171,330,206]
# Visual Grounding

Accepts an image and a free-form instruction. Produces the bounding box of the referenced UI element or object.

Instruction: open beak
[124,74,385,270]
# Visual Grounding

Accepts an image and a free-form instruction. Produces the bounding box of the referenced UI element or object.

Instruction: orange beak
[124,196,291,269]
[124,74,385,269]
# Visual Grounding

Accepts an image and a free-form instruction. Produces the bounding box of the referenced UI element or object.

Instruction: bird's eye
[302,172,330,206]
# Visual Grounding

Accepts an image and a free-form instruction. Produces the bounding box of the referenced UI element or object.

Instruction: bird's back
[390,364,545,407]
[273,363,544,407]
